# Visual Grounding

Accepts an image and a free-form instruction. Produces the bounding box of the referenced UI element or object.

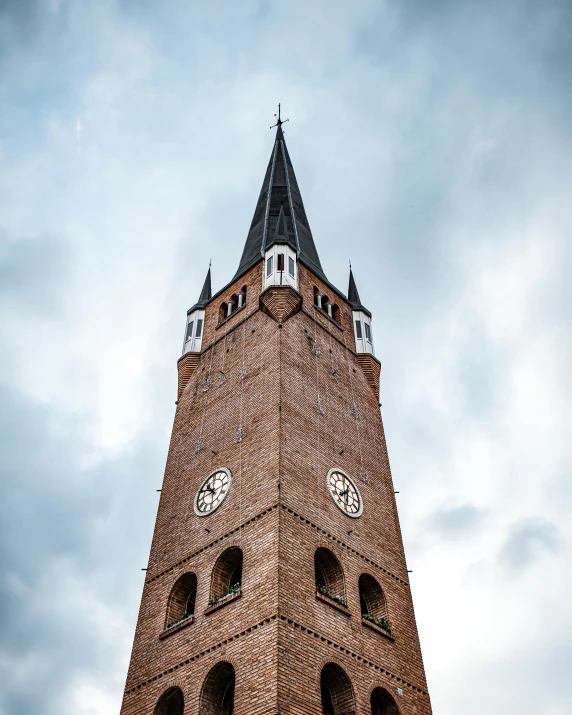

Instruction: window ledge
[205,589,241,614]
[316,590,351,616]
[216,303,246,329]
[159,615,194,639]
[314,305,343,330]
[361,617,394,640]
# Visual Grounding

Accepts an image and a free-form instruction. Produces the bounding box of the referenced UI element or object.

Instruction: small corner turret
[183,266,212,355]
[348,267,374,355]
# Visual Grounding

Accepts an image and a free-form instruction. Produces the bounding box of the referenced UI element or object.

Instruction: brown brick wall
[120,258,432,714]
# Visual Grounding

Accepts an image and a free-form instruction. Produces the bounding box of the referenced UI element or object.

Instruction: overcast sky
[1,0,571,713]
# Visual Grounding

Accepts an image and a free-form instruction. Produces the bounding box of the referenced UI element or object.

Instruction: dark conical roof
[188,266,212,314]
[347,267,371,317]
[233,125,326,282]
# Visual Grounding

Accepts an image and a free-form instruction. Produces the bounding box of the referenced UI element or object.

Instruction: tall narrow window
[164,573,197,629]
[186,321,194,342]
[355,320,363,339]
[267,256,273,277]
[359,573,391,633]
[320,663,356,715]
[288,256,295,277]
[211,547,243,603]
[277,253,285,272]
[195,319,203,338]
[364,322,372,342]
[199,662,235,715]
[314,548,346,605]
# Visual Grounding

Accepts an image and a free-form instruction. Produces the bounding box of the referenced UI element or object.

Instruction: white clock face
[194,468,232,516]
[327,469,363,517]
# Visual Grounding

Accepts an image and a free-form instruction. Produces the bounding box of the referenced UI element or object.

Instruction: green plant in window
[208,583,241,608]
[362,613,392,633]
[316,584,347,608]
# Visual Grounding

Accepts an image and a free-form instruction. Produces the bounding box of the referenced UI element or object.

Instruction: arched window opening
[320,663,356,715]
[210,547,242,606]
[313,287,340,324]
[164,573,197,629]
[219,288,246,323]
[314,286,322,309]
[371,687,400,715]
[359,574,391,634]
[199,662,235,715]
[154,686,184,715]
[315,548,346,607]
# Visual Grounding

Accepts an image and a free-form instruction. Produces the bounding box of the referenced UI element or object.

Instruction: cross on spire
[270,103,289,130]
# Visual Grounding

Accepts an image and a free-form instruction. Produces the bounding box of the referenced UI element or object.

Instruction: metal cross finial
[270,103,289,130]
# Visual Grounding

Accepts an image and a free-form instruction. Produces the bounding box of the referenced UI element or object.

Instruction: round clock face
[194,468,232,516]
[327,468,363,517]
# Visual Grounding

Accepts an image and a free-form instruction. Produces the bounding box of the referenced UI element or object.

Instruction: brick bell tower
[120,113,433,715]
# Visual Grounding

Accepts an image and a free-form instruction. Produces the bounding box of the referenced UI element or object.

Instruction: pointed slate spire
[233,122,327,282]
[348,267,371,317]
[188,265,212,313]
[198,266,212,304]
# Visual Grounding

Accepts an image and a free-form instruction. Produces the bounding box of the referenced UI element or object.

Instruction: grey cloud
[0,381,168,714]
[427,504,486,537]
[456,318,505,420]
[0,233,71,313]
[447,627,572,714]
[0,0,69,54]
[499,517,563,570]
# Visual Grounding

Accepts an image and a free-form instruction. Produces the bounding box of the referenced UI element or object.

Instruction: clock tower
[120,117,433,715]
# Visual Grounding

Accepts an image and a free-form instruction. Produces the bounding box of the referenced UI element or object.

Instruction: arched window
[320,663,356,715]
[371,687,400,714]
[315,548,346,607]
[154,686,184,715]
[313,287,340,324]
[359,574,391,633]
[199,661,235,715]
[210,547,242,606]
[164,573,197,629]
[219,287,247,323]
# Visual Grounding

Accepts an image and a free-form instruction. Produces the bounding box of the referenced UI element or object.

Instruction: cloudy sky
[1,0,571,712]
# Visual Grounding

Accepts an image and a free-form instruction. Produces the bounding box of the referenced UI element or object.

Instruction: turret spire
[197,265,212,305]
[270,203,291,246]
[233,110,326,282]
[348,267,371,317]
[188,265,212,313]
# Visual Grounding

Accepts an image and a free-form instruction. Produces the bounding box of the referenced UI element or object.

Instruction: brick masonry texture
[120,259,432,714]
[259,286,303,324]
